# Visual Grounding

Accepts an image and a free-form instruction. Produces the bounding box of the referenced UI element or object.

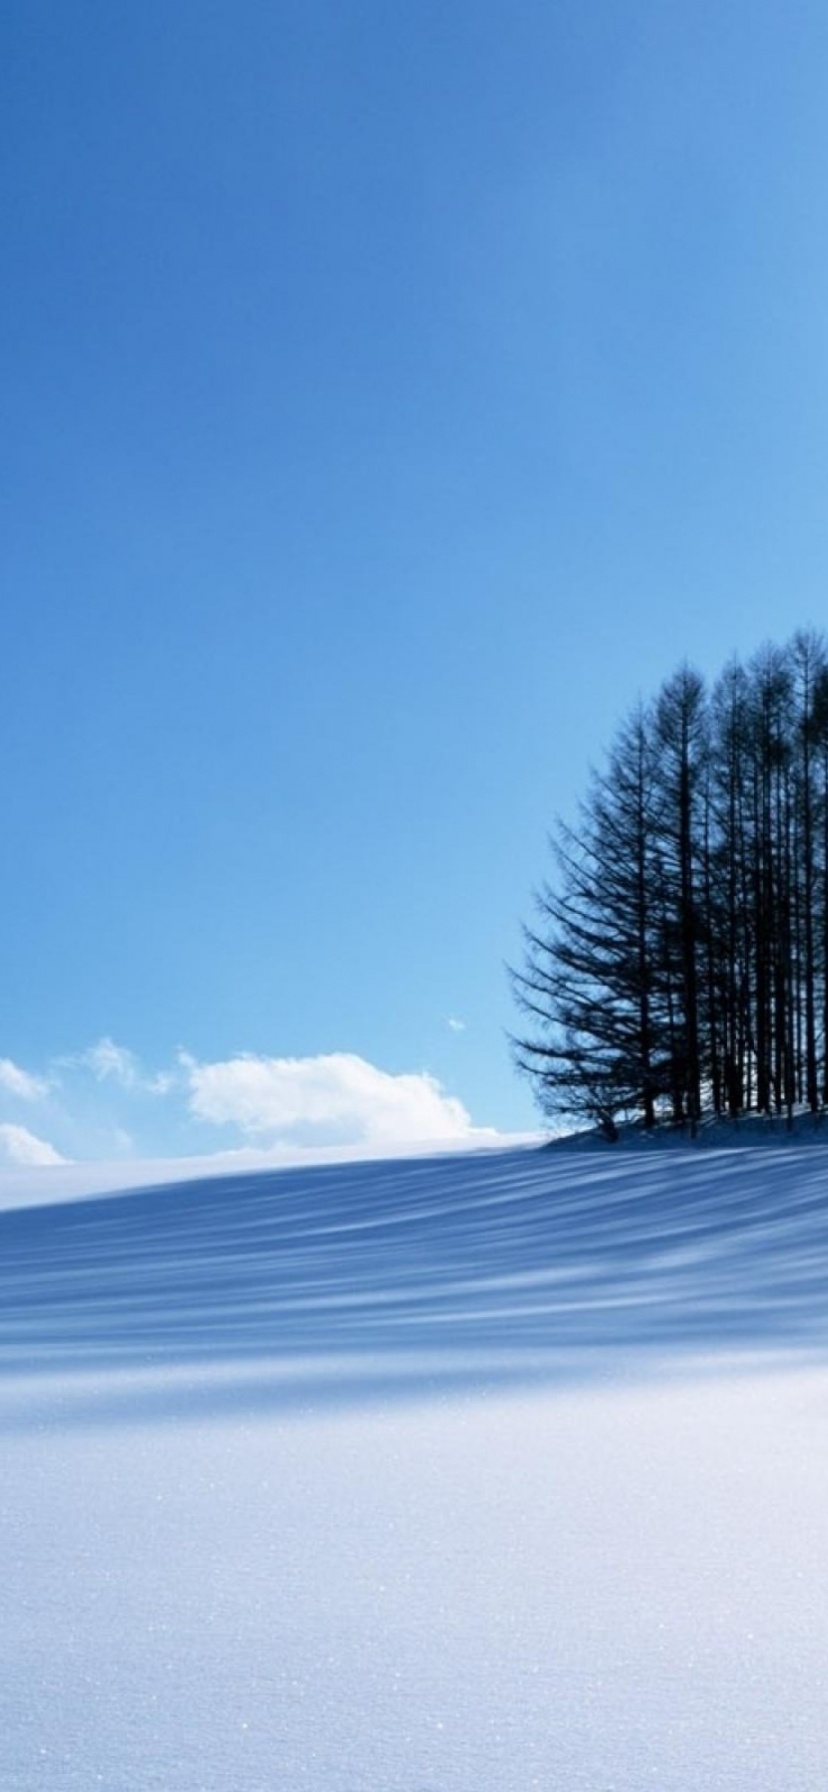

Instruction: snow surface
[3,1142,828,1788]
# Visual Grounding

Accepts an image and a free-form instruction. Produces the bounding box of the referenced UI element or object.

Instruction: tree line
[512,631,828,1137]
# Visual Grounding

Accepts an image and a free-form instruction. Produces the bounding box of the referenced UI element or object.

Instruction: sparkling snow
[2,1142,828,1789]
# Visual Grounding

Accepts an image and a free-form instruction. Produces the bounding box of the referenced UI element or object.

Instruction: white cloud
[0,1038,517,1192]
[184,1050,484,1148]
[0,1058,49,1101]
[0,1123,68,1167]
[82,1038,141,1087]
[72,1038,173,1096]
[447,1017,466,1033]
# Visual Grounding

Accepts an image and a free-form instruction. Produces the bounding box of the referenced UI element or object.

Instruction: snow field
[3,1365,828,1790]
[3,1141,828,1788]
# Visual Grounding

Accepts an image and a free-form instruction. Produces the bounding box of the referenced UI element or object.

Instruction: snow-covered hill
[1,1139,827,1424]
[3,1142,828,1788]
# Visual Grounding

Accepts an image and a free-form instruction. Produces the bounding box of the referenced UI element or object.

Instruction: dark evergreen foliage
[512,630,828,1133]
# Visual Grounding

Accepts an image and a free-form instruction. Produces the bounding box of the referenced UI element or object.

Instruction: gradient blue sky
[3,0,828,1168]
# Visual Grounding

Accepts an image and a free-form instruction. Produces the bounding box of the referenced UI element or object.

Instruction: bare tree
[514,632,828,1137]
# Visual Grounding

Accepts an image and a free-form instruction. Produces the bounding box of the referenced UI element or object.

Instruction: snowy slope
[3,1142,828,1789]
[1,1139,827,1422]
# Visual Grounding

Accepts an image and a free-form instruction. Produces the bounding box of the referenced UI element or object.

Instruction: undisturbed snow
[2,1141,828,1789]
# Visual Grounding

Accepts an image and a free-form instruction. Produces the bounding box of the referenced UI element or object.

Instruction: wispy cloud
[67,1038,174,1096]
[83,1038,140,1087]
[0,1058,49,1101]
[0,1122,68,1166]
[183,1050,489,1149]
[446,1017,466,1033]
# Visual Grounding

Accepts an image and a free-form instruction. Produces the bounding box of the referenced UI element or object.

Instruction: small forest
[513,630,828,1137]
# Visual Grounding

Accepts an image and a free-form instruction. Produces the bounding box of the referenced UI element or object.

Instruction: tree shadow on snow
[2,1143,828,1428]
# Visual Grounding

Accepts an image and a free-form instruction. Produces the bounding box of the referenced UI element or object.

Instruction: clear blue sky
[3,0,828,1168]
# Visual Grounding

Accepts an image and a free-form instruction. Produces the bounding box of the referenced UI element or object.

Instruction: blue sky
[3,0,828,1169]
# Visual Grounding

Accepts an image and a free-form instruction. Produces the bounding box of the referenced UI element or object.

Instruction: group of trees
[512,630,828,1136]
